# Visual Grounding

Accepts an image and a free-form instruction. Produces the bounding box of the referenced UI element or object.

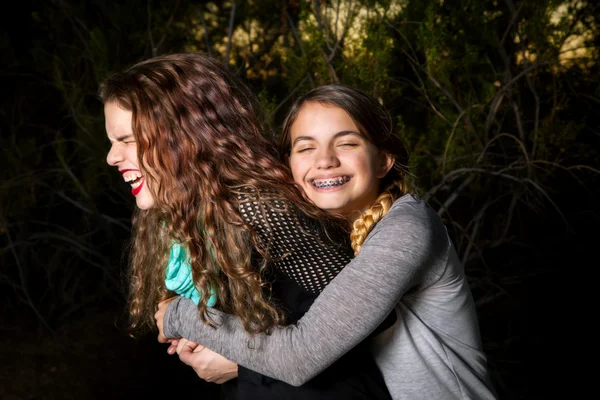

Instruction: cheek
[344,153,374,177]
[122,145,138,166]
[130,152,140,168]
[289,157,305,184]
[362,150,384,178]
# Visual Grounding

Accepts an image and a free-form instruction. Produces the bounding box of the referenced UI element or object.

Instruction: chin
[135,197,155,210]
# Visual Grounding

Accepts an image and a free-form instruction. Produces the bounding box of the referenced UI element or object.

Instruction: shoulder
[233,186,280,204]
[380,194,445,233]
[367,194,450,253]
[233,187,320,240]
[233,187,296,219]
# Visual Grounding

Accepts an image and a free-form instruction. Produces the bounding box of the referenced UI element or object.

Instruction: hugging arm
[164,197,446,386]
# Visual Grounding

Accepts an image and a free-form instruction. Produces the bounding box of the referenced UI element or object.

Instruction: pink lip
[119,168,140,174]
[308,174,349,181]
[312,184,345,192]
[131,178,144,196]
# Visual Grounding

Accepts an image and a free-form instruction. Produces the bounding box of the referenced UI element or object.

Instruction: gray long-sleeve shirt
[165,194,497,399]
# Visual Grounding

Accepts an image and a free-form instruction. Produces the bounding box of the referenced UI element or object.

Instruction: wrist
[163,296,181,338]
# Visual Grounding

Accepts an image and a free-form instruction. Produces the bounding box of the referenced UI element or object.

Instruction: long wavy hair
[99,53,340,335]
[279,84,411,255]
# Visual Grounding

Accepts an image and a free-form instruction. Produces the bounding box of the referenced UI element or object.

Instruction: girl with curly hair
[159,85,498,400]
[100,53,393,399]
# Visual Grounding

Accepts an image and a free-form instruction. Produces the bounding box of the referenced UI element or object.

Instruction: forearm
[166,296,352,385]
[165,242,409,385]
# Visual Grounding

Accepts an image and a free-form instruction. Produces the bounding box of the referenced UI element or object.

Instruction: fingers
[176,338,203,355]
[178,343,199,367]
[154,304,165,325]
[155,296,178,343]
[167,339,179,355]
[157,333,167,343]
[154,308,165,342]
[176,338,189,354]
[192,344,207,353]
[181,347,239,384]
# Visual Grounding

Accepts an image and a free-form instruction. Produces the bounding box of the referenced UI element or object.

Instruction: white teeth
[123,171,142,183]
[311,176,350,188]
[131,179,143,189]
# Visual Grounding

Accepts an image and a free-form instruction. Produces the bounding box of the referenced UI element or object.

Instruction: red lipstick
[131,178,144,196]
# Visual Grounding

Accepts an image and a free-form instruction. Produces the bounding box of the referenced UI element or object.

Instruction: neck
[344,210,363,224]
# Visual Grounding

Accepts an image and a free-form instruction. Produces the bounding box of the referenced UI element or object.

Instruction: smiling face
[104,101,155,210]
[288,102,393,221]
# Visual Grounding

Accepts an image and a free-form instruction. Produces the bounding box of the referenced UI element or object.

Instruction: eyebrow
[291,130,360,146]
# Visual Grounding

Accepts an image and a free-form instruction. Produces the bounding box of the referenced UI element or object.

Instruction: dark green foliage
[2,0,598,398]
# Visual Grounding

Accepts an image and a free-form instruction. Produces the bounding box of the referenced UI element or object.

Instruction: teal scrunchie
[165,241,217,307]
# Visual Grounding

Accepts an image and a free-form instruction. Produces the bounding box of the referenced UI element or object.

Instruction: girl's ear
[376,152,395,179]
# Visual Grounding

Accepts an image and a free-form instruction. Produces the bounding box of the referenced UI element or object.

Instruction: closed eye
[295,147,315,153]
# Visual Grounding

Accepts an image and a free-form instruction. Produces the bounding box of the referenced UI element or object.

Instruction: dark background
[2,1,598,399]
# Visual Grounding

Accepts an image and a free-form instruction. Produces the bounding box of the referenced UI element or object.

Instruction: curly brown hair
[99,53,339,335]
[279,84,412,255]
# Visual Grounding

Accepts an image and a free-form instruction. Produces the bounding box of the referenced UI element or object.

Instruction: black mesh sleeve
[236,190,353,294]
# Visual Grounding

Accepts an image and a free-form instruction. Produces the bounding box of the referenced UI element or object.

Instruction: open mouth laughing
[121,169,145,195]
[311,176,351,189]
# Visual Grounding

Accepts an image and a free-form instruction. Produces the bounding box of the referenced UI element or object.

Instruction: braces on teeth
[313,177,349,188]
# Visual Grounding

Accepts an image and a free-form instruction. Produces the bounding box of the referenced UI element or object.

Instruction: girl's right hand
[177,338,239,384]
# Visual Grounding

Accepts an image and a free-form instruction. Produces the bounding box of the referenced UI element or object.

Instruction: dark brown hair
[279,84,411,254]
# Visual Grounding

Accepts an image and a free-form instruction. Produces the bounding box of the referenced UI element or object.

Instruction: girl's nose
[315,147,340,169]
[106,143,123,166]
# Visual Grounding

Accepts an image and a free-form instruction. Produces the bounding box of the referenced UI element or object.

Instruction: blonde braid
[350,181,406,256]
